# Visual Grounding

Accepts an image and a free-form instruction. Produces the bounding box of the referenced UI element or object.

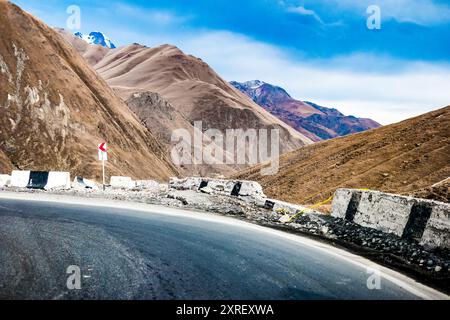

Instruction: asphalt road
[0,196,438,300]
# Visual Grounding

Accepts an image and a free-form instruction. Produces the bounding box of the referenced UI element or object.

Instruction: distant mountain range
[56,29,311,176]
[74,31,116,49]
[231,80,381,141]
[70,31,380,143]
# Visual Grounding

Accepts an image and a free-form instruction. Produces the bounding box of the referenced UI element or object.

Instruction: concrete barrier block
[10,170,30,188]
[169,177,202,190]
[331,188,450,249]
[207,180,231,194]
[199,186,213,194]
[0,174,11,187]
[240,195,267,207]
[27,171,50,189]
[110,176,135,189]
[421,202,450,249]
[270,199,304,215]
[45,172,71,190]
[239,181,266,198]
[134,180,160,191]
[73,177,99,190]
[354,191,414,237]
[331,189,358,219]
[169,177,267,199]
[332,189,412,236]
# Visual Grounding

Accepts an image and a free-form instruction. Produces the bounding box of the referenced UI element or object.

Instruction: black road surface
[0,197,435,300]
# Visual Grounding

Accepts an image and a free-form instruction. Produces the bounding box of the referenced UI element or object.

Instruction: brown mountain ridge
[234,106,450,204]
[0,0,177,181]
[57,29,313,176]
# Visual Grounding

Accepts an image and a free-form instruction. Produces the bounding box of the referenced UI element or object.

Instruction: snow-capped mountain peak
[74,31,116,49]
[243,80,265,89]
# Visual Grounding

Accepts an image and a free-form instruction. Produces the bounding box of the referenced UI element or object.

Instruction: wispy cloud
[164,30,450,124]
[113,3,192,26]
[287,6,324,24]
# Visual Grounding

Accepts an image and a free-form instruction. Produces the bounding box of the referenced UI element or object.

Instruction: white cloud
[112,3,191,26]
[17,0,449,125]
[61,19,450,125]
[287,6,324,24]
[153,30,450,125]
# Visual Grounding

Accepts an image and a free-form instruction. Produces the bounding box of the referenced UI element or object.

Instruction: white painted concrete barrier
[169,177,266,198]
[0,174,11,187]
[359,191,411,237]
[332,189,416,236]
[264,198,312,215]
[239,181,265,197]
[10,170,31,188]
[73,177,99,190]
[332,188,450,249]
[169,177,203,190]
[110,176,135,189]
[206,180,235,194]
[135,180,160,191]
[45,172,71,190]
[421,203,450,249]
[9,170,71,190]
[331,188,355,219]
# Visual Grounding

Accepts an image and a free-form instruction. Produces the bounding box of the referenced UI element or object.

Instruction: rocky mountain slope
[410,177,450,203]
[234,106,450,204]
[0,149,13,173]
[93,44,310,149]
[57,30,313,176]
[231,80,381,141]
[125,91,237,176]
[0,1,177,181]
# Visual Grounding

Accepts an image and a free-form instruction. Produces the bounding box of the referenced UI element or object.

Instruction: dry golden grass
[234,106,450,205]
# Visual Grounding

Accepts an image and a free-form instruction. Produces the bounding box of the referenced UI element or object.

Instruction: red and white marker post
[98,142,107,190]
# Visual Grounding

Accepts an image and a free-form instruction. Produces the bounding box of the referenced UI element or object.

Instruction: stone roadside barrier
[110,177,161,191]
[332,188,450,249]
[10,170,31,188]
[110,176,135,189]
[168,177,320,221]
[10,170,71,190]
[73,176,99,190]
[169,177,266,198]
[45,172,71,190]
[0,174,11,187]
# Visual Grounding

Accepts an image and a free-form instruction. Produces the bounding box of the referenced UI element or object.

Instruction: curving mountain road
[0,193,446,300]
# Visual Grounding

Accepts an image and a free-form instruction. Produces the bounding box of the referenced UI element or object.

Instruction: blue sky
[12,0,450,124]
